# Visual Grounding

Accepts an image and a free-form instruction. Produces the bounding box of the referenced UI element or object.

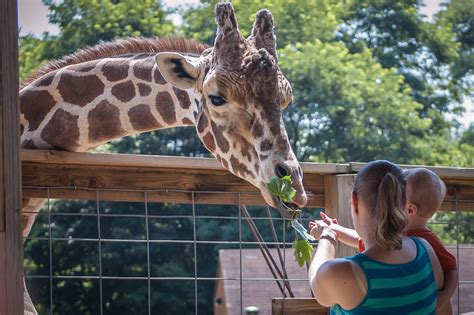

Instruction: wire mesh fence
[24,186,324,315]
[23,186,474,314]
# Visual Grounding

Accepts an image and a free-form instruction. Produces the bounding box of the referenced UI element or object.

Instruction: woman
[308,160,443,314]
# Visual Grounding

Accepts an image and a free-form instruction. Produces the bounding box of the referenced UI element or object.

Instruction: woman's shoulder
[315,258,366,309]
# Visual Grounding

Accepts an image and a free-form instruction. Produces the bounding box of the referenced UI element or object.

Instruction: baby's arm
[319,213,360,249]
[436,269,458,314]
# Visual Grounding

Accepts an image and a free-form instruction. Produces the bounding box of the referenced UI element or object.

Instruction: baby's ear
[406,203,418,216]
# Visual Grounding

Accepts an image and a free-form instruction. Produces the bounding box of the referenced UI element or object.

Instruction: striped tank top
[330,237,438,315]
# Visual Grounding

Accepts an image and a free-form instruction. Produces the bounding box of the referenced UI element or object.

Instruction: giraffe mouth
[275,197,301,219]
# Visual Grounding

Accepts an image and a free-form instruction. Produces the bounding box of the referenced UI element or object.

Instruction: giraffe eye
[209,95,226,106]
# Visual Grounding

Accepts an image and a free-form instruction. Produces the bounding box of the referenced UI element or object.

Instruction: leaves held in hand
[291,219,315,241]
[268,176,296,203]
[268,175,313,267]
[293,239,314,267]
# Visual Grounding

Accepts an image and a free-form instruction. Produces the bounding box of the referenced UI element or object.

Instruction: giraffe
[20,3,306,314]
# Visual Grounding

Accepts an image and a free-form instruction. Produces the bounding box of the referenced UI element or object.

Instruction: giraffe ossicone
[20,2,307,219]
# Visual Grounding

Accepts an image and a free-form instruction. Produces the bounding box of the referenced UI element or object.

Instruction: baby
[311,168,458,314]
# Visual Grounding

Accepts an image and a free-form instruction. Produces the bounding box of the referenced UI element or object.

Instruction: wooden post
[324,174,356,258]
[272,298,329,315]
[0,0,23,313]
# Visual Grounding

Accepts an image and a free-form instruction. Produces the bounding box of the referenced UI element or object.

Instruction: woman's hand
[320,212,338,225]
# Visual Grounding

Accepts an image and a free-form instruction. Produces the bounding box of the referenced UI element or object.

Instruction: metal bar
[24,275,311,281]
[96,190,103,315]
[47,189,53,315]
[192,192,198,315]
[240,205,292,297]
[238,193,243,315]
[144,191,151,315]
[266,206,290,287]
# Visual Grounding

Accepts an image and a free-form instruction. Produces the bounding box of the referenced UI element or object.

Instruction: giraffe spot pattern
[102,60,129,82]
[57,73,104,107]
[112,81,136,103]
[251,118,264,138]
[229,155,254,179]
[41,109,80,150]
[20,90,56,131]
[260,139,273,151]
[202,132,216,152]
[155,91,177,125]
[211,121,230,153]
[134,58,154,82]
[173,87,191,109]
[35,73,55,87]
[88,100,126,143]
[137,83,152,96]
[221,158,229,170]
[21,139,37,149]
[67,61,99,73]
[197,112,209,133]
[154,68,168,85]
[128,104,161,132]
[182,118,194,125]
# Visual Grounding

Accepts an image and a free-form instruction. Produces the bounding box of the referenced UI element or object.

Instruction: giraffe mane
[21,36,210,89]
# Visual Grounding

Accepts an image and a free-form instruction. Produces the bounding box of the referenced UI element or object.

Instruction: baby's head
[404,168,447,219]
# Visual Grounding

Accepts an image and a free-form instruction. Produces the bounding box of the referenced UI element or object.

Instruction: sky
[17,0,473,127]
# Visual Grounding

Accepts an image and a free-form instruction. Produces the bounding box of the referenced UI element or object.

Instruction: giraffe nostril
[275,163,290,178]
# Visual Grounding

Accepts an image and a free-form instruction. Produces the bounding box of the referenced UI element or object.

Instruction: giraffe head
[155,3,306,217]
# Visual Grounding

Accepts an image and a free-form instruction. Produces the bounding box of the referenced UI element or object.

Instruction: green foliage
[180,0,348,45]
[42,0,174,59]
[280,40,443,164]
[19,35,48,80]
[292,239,313,267]
[268,177,314,267]
[268,176,297,203]
[435,0,474,94]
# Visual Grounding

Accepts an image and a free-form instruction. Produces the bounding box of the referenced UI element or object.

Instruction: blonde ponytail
[374,173,407,250]
[353,160,407,251]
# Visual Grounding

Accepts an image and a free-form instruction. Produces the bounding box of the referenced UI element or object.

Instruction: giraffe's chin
[261,190,295,219]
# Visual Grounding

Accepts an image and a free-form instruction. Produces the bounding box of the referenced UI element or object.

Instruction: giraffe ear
[155,52,200,90]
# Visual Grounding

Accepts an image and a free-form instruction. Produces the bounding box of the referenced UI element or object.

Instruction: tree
[19,35,48,81]
[435,0,474,97]
[336,0,462,120]
[279,40,438,163]
[42,0,174,60]
[180,0,348,46]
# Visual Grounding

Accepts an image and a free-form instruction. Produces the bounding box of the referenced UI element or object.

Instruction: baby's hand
[309,220,329,239]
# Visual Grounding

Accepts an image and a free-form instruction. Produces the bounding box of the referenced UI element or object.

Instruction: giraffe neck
[20,54,200,152]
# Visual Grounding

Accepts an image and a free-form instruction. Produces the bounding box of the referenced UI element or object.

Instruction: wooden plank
[0,0,23,313]
[351,162,474,180]
[272,298,329,315]
[22,162,326,208]
[324,175,357,258]
[21,149,351,174]
[351,163,474,212]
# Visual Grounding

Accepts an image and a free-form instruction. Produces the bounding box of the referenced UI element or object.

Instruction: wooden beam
[22,160,326,208]
[324,174,357,258]
[351,162,474,212]
[350,162,474,179]
[0,0,23,313]
[21,149,351,174]
[272,298,329,315]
